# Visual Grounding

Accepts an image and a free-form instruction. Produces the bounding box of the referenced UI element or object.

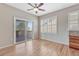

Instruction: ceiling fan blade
[38,8,45,11]
[35,3,38,7]
[28,3,35,8]
[27,8,34,11]
[37,3,44,8]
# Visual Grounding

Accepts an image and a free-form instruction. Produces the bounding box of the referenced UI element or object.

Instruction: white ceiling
[6,3,76,16]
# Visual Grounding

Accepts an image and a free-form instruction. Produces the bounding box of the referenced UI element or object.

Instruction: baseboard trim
[41,39,69,46]
[0,44,14,50]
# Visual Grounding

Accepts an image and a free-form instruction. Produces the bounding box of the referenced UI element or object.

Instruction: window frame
[40,16,57,34]
[68,11,79,31]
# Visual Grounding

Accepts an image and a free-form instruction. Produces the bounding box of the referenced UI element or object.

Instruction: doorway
[16,20,25,44]
[14,17,34,44]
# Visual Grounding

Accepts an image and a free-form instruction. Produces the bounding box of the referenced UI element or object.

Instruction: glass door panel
[27,21,33,40]
[16,20,25,43]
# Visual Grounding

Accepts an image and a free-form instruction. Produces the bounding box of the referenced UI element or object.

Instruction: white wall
[0,4,38,49]
[40,13,69,45]
[39,4,79,45]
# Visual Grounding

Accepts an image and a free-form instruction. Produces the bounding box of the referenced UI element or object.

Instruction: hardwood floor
[0,39,79,56]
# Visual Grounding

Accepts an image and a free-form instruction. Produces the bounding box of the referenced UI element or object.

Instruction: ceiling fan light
[34,8,38,11]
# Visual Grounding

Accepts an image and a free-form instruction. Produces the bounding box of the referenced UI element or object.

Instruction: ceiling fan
[27,3,45,13]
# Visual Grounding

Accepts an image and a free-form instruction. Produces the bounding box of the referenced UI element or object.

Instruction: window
[68,11,79,31]
[41,19,48,33]
[48,19,52,32]
[51,16,57,33]
[40,16,57,34]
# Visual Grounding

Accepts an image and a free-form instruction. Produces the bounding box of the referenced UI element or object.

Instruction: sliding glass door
[16,20,25,43]
[27,21,33,41]
[14,17,33,44]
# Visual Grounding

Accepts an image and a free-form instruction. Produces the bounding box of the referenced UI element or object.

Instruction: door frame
[13,16,34,44]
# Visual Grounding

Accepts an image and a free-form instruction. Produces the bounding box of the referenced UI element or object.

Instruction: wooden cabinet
[69,35,79,49]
